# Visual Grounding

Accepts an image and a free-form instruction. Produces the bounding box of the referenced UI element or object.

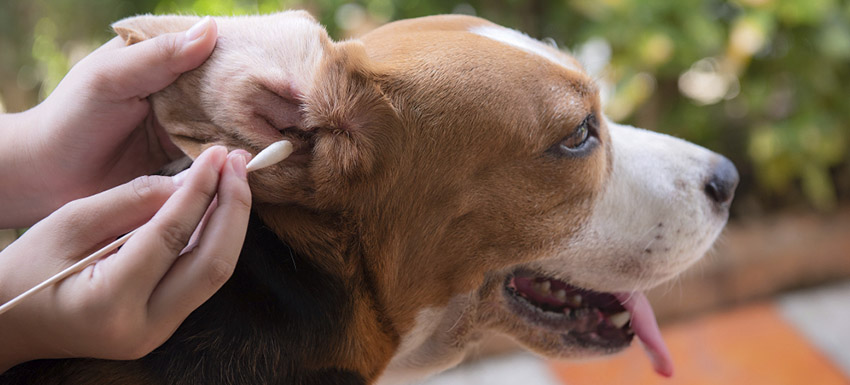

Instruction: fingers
[147,151,251,324]
[33,174,178,261]
[13,146,251,362]
[91,17,217,100]
[106,146,227,298]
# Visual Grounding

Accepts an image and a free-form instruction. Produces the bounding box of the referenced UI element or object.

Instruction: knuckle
[153,36,183,73]
[97,317,156,359]
[153,218,194,255]
[86,67,115,94]
[131,175,161,202]
[47,200,95,242]
[205,256,236,289]
[54,199,86,222]
[195,182,218,204]
[229,190,252,212]
[95,310,134,344]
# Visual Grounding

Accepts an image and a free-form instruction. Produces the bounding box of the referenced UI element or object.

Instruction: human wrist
[0,108,55,227]
[0,244,60,372]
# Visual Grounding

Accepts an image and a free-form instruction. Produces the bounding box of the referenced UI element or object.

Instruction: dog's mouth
[503,270,673,377]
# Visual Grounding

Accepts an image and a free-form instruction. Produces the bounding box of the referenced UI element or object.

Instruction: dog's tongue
[615,292,674,377]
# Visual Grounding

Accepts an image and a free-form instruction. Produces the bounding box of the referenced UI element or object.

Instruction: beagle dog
[1,11,738,385]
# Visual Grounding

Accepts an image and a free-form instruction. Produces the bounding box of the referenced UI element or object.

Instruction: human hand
[0,17,218,227]
[0,146,250,372]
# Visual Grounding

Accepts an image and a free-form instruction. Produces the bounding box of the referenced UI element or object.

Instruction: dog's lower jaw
[376,263,677,384]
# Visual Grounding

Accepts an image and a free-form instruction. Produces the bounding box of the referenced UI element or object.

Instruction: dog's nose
[704,156,739,206]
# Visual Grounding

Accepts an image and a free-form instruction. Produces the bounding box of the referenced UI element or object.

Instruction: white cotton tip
[246,140,294,172]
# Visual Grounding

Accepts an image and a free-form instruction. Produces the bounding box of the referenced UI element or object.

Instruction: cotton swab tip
[245,140,294,172]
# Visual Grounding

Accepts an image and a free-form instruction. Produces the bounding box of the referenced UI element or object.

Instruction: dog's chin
[491,268,634,358]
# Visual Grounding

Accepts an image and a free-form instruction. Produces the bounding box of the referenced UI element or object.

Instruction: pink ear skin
[247,80,305,138]
[246,81,315,165]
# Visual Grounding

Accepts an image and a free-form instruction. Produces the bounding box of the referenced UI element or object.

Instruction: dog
[1,11,738,384]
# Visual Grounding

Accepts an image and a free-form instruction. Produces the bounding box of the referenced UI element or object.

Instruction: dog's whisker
[287,247,297,271]
[447,291,476,333]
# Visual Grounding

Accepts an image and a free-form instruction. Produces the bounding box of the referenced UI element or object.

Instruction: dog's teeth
[554,289,567,302]
[569,294,582,306]
[609,311,631,329]
[533,281,551,295]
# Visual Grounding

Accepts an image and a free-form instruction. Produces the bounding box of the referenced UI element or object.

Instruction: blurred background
[2,0,849,384]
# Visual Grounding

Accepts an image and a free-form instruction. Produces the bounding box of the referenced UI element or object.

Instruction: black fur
[1,213,367,385]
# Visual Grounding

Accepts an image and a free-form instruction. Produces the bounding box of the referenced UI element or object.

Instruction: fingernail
[185,16,211,42]
[172,169,189,187]
[228,150,249,179]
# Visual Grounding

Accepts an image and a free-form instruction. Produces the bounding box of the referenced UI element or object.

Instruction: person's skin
[0,18,253,372]
[0,16,217,228]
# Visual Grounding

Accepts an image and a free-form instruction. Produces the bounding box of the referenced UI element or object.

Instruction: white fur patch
[416,353,561,385]
[377,295,472,385]
[533,121,728,292]
[470,25,581,72]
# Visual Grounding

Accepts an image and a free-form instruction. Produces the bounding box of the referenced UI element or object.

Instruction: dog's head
[115,11,737,383]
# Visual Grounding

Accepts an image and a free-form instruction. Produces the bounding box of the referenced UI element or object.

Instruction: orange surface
[549,303,848,385]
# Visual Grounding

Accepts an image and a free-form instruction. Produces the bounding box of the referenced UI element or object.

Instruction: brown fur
[138,12,607,350]
[151,11,607,380]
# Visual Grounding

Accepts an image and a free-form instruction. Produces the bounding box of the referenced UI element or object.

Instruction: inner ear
[251,80,309,139]
[229,78,318,165]
[155,75,318,164]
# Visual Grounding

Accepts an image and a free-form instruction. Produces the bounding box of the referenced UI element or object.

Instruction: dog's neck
[254,205,400,380]
[253,194,482,365]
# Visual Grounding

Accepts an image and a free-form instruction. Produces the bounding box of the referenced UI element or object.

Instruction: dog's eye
[548,114,598,157]
[562,122,589,149]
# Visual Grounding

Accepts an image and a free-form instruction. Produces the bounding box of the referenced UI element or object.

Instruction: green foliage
[1,0,848,213]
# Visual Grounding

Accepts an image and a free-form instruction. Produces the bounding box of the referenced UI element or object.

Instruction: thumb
[94,17,218,100]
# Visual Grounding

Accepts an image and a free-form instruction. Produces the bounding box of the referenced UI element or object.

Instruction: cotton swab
[246,140,293,172]
[0,140,293,317]
[0,229,139,317]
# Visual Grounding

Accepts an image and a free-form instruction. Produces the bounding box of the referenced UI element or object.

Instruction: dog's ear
[111,14,210,161]
[298,40,398,195]
[246,36,400,206]
[112,13,398,206]
[112,15,201,45]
